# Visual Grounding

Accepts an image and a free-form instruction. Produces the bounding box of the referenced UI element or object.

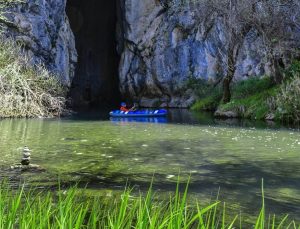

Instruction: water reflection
[110,117,168,124]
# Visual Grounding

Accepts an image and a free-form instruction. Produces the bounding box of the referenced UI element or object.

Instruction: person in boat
[120,102,139,112]
[120,102,130,112]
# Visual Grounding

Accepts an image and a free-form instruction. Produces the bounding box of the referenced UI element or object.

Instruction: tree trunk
[222,77,231,103]
[221,25,251,104]
[222,47,236,104]
[272,57,283,84]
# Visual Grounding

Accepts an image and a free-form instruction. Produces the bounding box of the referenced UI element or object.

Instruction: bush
[231,77,274,99]
[191,77,274,113]
[0,38,67,118]
[276,73,300,122]
[191,62,300,122]
[219,88,278,119]
[283,60,300,80]
[214,77,278,120]
[184,77,212,97]
[191,93,222,111]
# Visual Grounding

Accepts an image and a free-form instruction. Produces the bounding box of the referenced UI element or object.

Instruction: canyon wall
[118,0,299,107]
[1,0,299,108]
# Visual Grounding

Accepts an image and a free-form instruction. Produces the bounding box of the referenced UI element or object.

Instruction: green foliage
[272,60,300,123]
[191,77,274,114]
[219,87,278,119]
[0,180,297,228]
[185,77,212,98]
[276,73,300,122]
[231,77,274,99]
[283,60,300,80]
[186,77,222,111]
[0,38,66,118]
[195,62,300,122]
[191,93,222,111]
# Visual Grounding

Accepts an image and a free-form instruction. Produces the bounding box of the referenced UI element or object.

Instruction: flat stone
[265,113,275,120]
[10,164,44,171]
[214,110,239,118]
[21,160,30,165]
[23,146,30,151]
[23,153,31,157]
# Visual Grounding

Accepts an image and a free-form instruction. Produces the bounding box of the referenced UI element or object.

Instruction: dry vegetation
[0,0,67,118]
[0,38,67,118]
[276,70,300,122]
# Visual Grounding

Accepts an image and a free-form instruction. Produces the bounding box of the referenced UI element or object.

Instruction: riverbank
[0,181,297,228]
[192,61,300,123]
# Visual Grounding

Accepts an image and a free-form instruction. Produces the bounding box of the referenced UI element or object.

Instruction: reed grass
[0,179,298,228]
[0,38,67,118]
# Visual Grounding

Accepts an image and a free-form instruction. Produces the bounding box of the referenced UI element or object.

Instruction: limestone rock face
[118,1,298,107]
[0,1,299,108]
[1,0,77,86]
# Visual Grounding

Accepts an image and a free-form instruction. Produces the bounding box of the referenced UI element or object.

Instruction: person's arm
[129,104,137,111]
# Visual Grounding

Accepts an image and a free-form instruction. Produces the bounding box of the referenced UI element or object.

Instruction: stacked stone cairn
[10,146,43,170]
[21,146,31,165]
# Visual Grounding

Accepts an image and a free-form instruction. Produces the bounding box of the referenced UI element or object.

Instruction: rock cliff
[118,0,299,107]
[1,0,299,108]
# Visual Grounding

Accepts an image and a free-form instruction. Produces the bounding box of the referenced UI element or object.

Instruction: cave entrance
[66,0,120,108]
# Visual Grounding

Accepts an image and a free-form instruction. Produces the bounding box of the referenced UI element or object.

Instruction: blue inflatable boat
[109,109,167,117]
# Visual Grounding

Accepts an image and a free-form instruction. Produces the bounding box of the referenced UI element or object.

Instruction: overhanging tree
[251,0,300,84]
[208,0,259,103]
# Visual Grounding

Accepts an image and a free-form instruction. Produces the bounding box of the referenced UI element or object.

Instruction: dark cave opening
[66,0,120,108]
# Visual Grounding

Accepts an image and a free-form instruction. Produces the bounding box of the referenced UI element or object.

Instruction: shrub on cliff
[0,38,66,118]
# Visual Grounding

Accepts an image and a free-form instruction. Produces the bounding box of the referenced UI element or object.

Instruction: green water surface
[0,110,300,221]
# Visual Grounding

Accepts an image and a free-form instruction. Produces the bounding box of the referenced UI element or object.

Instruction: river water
[1,109,300,221]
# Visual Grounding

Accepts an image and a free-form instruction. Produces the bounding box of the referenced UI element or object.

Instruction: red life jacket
[120,106,129,112]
